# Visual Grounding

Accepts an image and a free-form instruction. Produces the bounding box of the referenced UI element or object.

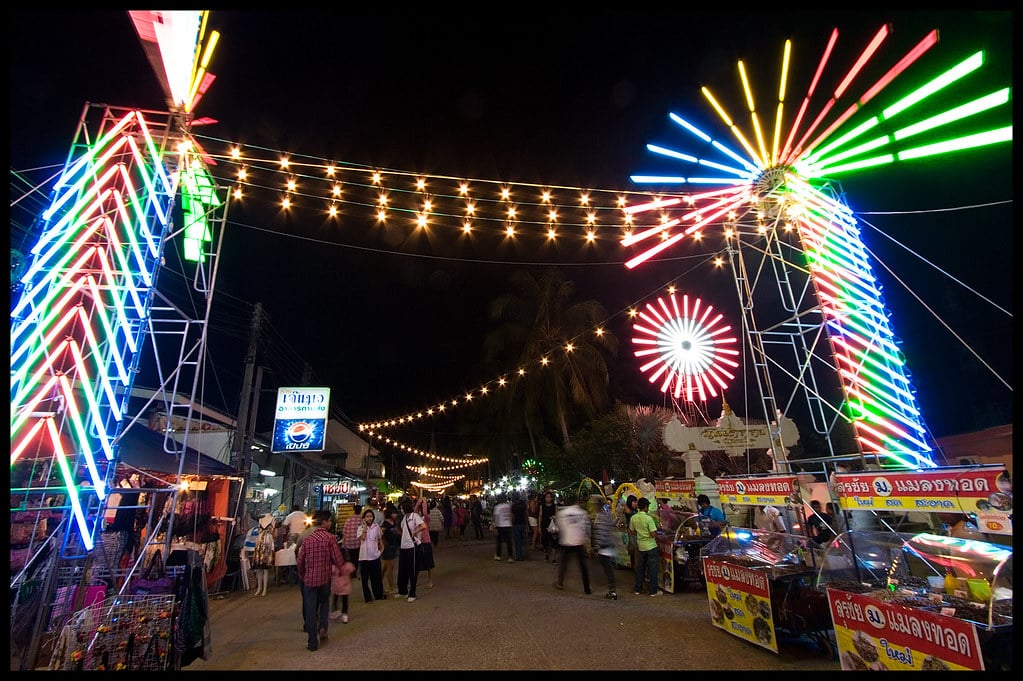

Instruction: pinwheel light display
[623,24,1011,470]
[632,293,739,402]
[10,12,222,555]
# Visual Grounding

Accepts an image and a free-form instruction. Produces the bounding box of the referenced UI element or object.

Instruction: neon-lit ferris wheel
[623,23,1012,470]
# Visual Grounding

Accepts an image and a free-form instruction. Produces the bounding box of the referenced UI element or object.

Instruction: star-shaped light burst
[632,293,739,402]
[622,23,1011,469]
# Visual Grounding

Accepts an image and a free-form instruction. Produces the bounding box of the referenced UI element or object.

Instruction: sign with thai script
[321,481,351,496]
[655,478,698,513]
[826,588,984,671]
[717,476,797,507]
[833,468,1011,535]
[271,387,330,453]
[702,557,778,653]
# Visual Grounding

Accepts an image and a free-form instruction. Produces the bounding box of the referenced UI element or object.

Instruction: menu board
[826,587,985,671]
[703,557,779,653]
[833,467,1012,535]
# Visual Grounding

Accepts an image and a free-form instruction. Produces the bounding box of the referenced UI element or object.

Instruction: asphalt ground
[184,534,841,671]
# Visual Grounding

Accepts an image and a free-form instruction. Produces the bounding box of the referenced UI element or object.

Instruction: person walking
[630,497,662,597]
[538,490,558,564]
[296,509,343,652]
[397,499,427,602]
[356,507,386,603]
[591,496,618,600]
[454,500,469,539]
[414,496,437,588]
[469,495,485,540]
[340,504,363,579]
[527,492,541,550]
[428,499,444,547]
[366,497,384,525]
[553,496,591,595]
[441,495,453,540]
[492,495,514,562]
[510,492,529,561]
[380,507,400,595]
[328,558,355,624]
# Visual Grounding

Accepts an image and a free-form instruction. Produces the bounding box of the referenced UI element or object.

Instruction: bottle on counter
[944,568,959,596]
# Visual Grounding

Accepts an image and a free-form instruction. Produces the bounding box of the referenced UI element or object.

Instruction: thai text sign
[833,468,1011,535]
[321,481,350,496]
[271,386,330,453]
[702,557,778,653]
[717,476,797,507]
[826,588,984,671]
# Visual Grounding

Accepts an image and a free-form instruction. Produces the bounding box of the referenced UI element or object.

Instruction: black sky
[9,10,1013,448]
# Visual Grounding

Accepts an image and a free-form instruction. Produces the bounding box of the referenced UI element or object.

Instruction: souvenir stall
[822,465,1012,671]
[701,475,834,656]
[31,427,244,671]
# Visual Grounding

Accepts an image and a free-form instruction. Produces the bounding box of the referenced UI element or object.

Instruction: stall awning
[116,425,239,477]
[278,450,364,486]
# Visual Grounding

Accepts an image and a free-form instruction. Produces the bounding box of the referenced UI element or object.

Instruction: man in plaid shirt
[297,509,343,651]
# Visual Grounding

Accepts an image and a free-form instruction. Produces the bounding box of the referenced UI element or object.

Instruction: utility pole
[233,302,262,477]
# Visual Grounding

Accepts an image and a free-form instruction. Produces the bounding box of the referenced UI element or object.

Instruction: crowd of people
[247,484,885,654]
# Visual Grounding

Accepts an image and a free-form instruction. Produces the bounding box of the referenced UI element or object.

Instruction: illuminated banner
[717,476,797,507]
[827,588,984,671]
[271,387,330,453]
[833,468,1012,535]
[702,557,778,653]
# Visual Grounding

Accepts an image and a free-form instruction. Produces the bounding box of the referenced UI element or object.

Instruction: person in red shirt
[297,509,344,652]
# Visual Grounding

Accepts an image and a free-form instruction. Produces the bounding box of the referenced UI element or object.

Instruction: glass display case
[666,512,711,590]
[817,531,1012,629]
[818,530,1012,671]
[701,527,823,579]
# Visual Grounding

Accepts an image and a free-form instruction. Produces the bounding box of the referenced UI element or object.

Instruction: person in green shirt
[629,497,662,596]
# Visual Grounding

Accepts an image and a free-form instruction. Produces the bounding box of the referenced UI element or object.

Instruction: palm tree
[484,268,617,452]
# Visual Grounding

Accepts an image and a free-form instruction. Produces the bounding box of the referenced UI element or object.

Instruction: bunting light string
[193,137,744,245]
[361,428,489,467]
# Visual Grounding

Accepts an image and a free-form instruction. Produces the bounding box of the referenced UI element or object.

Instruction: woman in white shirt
[396,499,427,602]
[356,508,386,603]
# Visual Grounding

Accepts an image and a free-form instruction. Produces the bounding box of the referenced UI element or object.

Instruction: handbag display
[132,550,177,596]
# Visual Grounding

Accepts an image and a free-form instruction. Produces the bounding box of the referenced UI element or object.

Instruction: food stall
[654,479,710,592]
[822,465,1013,670]
[819,531,1011,670]
[701,474,834,655]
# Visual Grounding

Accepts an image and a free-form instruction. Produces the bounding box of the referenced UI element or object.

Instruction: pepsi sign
[271,387,330,453]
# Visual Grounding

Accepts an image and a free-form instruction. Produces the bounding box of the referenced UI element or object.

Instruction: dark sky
[10,10,1013,450]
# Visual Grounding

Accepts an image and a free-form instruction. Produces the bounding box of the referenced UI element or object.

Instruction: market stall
[819,531,1011,670]
[823,464,1013,670]
[701,474,834,655]
[654,478,714,593]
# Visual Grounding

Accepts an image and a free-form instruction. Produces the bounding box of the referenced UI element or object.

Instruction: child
[329,560,356,624]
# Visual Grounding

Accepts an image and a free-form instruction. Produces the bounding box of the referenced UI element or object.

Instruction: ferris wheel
[622,24,1012,470]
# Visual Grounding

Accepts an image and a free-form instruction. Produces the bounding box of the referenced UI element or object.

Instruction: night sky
[10,10,1013,452]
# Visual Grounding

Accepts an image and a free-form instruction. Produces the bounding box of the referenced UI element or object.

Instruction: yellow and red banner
[717,476,797,507]
[827,588,984,670]
[702,557,779,653]
[833,468,1012,535]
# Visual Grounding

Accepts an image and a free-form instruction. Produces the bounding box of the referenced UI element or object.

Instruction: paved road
[185,535,841,671]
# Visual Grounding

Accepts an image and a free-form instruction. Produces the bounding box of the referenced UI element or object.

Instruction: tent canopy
[117,425,239,477]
